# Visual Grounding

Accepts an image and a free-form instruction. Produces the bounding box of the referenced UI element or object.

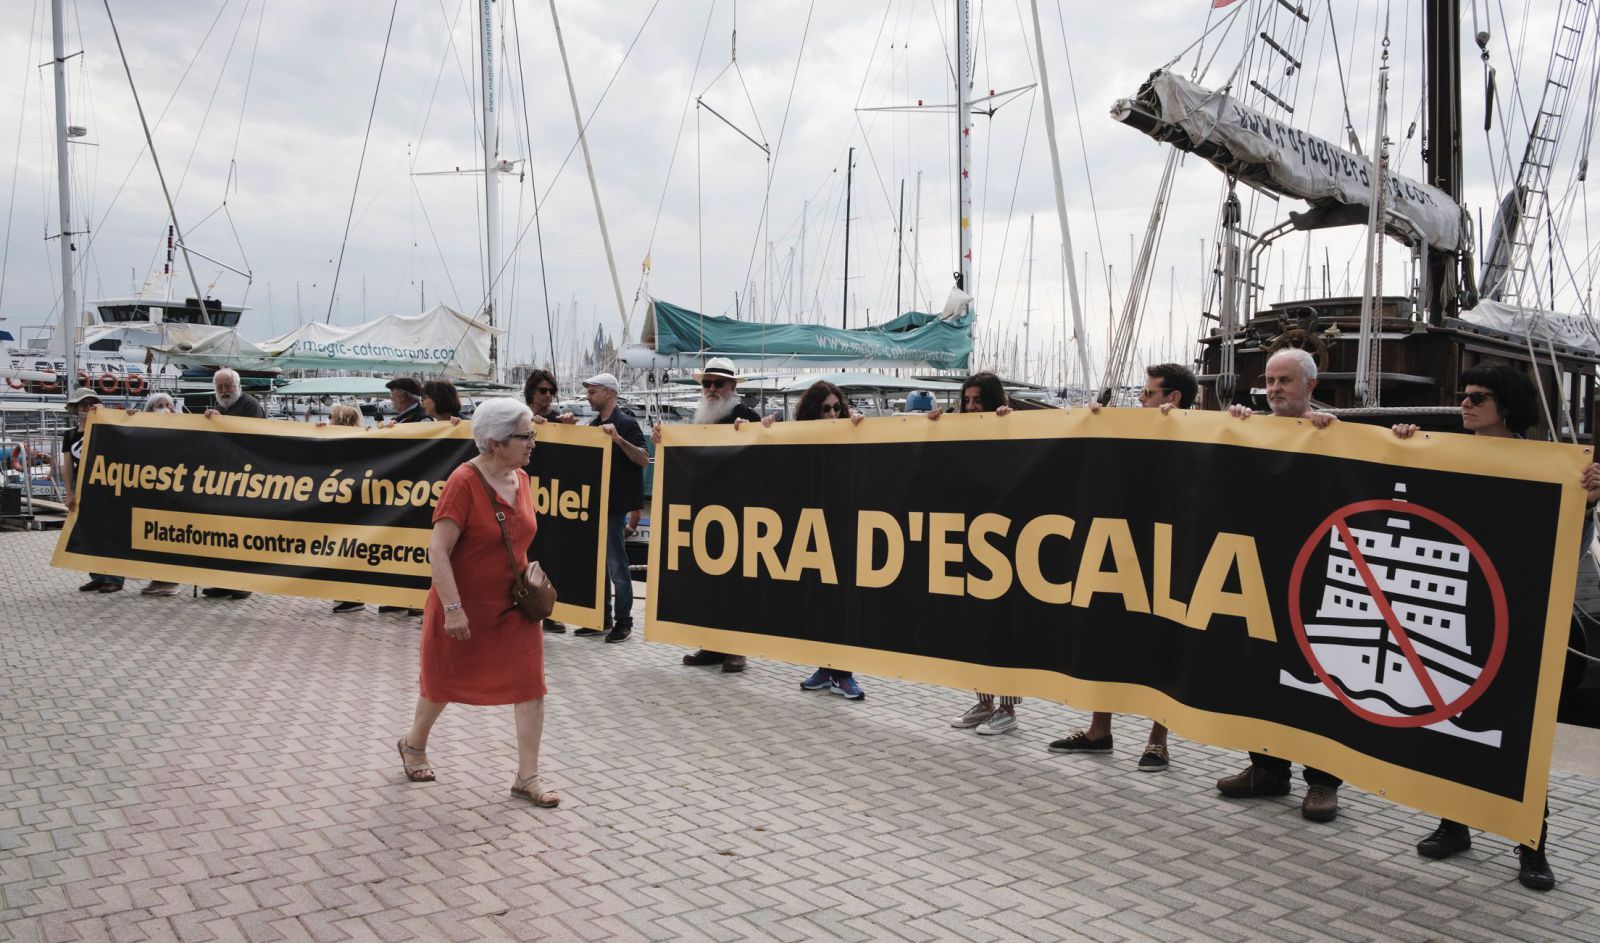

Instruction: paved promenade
[4,530,1599,942]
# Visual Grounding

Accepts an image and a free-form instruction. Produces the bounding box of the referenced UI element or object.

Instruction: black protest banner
[646,409,1586,845]
[526,422,612,628]
[53,411,610,616]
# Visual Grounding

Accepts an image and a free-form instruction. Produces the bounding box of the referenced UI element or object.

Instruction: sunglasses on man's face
[1139,387,1166,399]
[534,386,556,395]
[1458,391,1496,406]
[702,379,731,389]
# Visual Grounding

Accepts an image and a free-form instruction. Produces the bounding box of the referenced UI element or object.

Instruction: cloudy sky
[0,0,1579,383]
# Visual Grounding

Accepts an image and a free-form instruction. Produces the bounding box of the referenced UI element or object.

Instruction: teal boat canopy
[635,299,973,371]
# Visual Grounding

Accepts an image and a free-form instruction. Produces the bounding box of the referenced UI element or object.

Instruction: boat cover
[144,305,496,379]
[632,298,974,370]
[1113,71,1465,253]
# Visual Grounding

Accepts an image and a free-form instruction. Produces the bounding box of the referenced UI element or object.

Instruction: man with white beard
[652,357,761,672]
[201,368,265,600]
[204,368,266,420]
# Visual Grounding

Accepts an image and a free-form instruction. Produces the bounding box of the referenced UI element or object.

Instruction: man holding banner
[1048,363,1197,771]
[578,373,648,644]
[1216,348,1344,820]
[201,369,264,600]
[656,357,761,672]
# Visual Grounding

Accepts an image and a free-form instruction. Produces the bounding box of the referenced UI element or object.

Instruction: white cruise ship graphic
[1280,483,1503,747]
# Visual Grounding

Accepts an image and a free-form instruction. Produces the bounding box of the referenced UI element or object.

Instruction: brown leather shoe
[1216,764,1291,798]
[1301,783,1340,822]
[682,649,726,666]
[721,655,747,673]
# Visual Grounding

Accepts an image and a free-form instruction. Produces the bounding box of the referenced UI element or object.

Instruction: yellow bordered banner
[53,410,611,626]
[646,408,1586,846]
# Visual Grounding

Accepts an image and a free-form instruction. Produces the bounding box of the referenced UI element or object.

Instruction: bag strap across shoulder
[467,462,522,581]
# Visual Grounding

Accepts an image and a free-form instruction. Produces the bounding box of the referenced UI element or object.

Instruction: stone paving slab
[2,529,1598,942]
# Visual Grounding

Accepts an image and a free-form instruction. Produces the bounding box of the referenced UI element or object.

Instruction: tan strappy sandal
[510,774,560,808]
[397,739,435,783]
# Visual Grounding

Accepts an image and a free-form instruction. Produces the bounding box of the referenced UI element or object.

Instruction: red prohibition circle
[1287,498,1509,728]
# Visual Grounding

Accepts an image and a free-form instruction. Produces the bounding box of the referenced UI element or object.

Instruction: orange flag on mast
[1213,0,1244,7]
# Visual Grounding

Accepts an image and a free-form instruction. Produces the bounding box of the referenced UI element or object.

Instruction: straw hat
[691,357,745,383]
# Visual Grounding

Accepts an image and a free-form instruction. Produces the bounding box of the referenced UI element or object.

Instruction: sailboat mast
[1028,0,1091,389]
[479,0,499,380]
[51,0,76,394]
[1424,0,1462,323]
[1024,215,1033,382]
[896,180,905,317]
[957,0,973,294]
[550,0,630,341]
[843,147,854,328]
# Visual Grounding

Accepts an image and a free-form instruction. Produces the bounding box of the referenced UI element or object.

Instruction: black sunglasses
[503,432,534,442]
[534,386,556,395]
[821,402,842,414]
[1457,391,1496,406]
[702,378,731,389]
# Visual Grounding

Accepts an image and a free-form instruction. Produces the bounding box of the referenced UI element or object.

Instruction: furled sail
[1113,70,1465,253]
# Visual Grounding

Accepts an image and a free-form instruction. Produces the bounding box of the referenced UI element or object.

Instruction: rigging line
[1323,0,1360,151]
[1054,1,1112,302]
[75,0,235,284]
[510,0,556,365]
[167,0,254,222]
[0,0,41,315]
[984,90,1036,342]
[643,1,718,261]
[735,0,817,320]
[853,0,900,112]
[928,0,958,88]
[1160,0,1244,75]
[227,0,267,176]
[324,0,401,324]
[414,0,477,166]
[501,0,664,281]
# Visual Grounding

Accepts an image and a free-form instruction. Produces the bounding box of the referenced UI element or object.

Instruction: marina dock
[4,529,1598,942]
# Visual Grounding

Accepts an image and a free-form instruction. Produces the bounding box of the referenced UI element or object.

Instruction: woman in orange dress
[396,396,559,807]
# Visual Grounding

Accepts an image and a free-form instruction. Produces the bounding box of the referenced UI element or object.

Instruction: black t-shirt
[219,393,266,419]
[61,427,84,477]
[589,407,648,515]
[718,402,763,425]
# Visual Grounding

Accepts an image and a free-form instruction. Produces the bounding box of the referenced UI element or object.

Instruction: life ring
[78,371,90,389]
[125,373,147,396]
[4,375,21,390]
[98,373,119,395]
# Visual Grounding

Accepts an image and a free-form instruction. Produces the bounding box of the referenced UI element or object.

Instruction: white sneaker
[976,710,1017,736]
[950,701,996,728]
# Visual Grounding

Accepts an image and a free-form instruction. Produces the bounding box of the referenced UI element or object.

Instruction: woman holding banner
[421,379,465,423]
[396,396,559,809]
[327,405,370,614]
[1394,364,1600,891]
[929,373,1019,735]
[738,380,869,700]
[136,394,182,597]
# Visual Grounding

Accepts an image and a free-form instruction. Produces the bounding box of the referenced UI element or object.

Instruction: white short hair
[143,393,176,412]
[1268,347,1317,382]
[471,397,533,452]
[213,368,241,387]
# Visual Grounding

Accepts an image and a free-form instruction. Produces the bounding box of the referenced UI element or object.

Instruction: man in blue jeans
[577,372,649,643]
